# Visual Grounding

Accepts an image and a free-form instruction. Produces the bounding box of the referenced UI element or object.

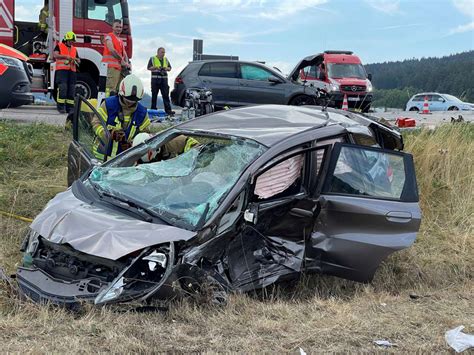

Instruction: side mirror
[367,73,373,81]
[268,75,283,84]
[244,203,259,224]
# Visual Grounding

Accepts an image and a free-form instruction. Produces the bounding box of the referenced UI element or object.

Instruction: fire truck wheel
[75,73,98,99]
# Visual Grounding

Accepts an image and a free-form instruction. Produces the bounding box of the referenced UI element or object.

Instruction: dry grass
[0,121,473,352]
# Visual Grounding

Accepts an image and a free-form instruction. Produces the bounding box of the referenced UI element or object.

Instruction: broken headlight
[94,243,174,305]
[20,229,40,267]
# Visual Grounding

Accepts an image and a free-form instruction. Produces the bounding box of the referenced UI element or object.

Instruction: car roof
[179,105,380,147]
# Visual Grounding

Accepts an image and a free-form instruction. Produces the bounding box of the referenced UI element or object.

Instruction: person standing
[53,31,80,114]
[147,47,174,115]
[102,19,130,97]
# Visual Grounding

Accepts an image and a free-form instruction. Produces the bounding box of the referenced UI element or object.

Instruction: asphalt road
[1,105,473,128]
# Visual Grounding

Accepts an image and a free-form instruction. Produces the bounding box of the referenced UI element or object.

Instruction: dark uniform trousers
[151,77,172,113]
[56,70,76,112]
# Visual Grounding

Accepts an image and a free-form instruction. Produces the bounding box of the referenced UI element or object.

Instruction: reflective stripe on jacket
[93,96,148,161]
[55,42,77,72]
[102,33,124,70]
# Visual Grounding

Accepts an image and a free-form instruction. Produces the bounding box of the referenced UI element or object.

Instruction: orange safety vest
[102,32,124,70]
[56,42,77,72]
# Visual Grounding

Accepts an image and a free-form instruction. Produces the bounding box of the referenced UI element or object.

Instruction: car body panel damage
[30,190,196,261]
[17,104,421,307]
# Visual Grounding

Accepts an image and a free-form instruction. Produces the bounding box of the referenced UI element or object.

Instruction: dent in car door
[67,97,108,186]
[310,143,421,282]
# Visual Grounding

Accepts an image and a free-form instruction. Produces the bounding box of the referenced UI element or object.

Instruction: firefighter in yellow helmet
[38,1,49,33]
[91,74,151,161]
[53,31,80,114]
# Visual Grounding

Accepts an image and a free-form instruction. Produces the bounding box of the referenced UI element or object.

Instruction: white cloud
[452,0,474,18]
[257,0,328,19]
[15,4,43,22]
[131,37,192,94]
[365,0,400,14]
[447,0,474,35]
[448,21,474,35]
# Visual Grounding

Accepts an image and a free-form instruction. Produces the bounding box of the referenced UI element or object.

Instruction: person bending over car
[132,133,200,164]
[91,74,151,162]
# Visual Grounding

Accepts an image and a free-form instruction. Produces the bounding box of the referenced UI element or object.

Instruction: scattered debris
[380,302,387,307]
[299,347,307,355]
[374,340,397,347]
[445,326,474,353]
[451,115,465,123]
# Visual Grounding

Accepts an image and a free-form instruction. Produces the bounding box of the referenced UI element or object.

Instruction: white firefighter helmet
[118,74,145,101]
[132,133,158,162]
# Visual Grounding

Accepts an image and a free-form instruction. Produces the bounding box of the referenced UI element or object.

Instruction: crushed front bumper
[17,267,100,306]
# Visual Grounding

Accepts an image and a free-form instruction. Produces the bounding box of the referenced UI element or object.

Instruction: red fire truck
[0,0,132,100]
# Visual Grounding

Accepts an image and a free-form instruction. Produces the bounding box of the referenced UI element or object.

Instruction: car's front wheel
[448,106,459,111]
[289,95,316,106]
[409,106,419,111]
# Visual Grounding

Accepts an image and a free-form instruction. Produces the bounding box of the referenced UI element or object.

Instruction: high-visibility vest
[152,56,168,69]
[102,33,124,70]
[93,96,148,161]
[55,42,77,72]
[151,56,169,77]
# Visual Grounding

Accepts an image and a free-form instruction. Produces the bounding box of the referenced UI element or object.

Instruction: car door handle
[385,211,412,223]
[240,82,248,87]
[202,80,211,83]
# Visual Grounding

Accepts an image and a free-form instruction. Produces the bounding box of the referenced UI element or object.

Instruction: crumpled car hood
[30,189,196,260]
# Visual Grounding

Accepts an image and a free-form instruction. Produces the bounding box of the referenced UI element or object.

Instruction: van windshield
[328,63,367,79]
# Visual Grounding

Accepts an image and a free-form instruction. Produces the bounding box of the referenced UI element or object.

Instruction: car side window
[431,95,443,102]
[198,62,238,78]
[412,95,423,102]
[241,64,273,81]
[326,145,407,200]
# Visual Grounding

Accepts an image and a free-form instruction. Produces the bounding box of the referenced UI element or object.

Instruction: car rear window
[199,62,238,78]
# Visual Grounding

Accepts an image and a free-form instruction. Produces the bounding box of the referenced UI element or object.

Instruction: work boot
[57,104,67,114]
[166,110,175,116]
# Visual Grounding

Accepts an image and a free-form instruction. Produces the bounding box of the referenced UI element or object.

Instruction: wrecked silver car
[17,100,421,306]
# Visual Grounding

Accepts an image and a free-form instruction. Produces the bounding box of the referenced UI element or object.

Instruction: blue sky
[15,0,474,91]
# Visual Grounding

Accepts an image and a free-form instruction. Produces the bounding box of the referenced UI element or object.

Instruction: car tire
[76,73,98,99]
[448,106,459,111]
[289,95,316,106]
[409,107,419,111]
[52,73,98,103]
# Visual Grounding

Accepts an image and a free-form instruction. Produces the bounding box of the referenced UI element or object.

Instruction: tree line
[365,51,474,109]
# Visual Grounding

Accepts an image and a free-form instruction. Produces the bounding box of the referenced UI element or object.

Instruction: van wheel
[289,95,316,106]
[448,106,459,111]
[409,107,419,111]
[76,73,98,99]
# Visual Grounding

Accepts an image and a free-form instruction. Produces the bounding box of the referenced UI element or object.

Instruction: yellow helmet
[64,31,76,41]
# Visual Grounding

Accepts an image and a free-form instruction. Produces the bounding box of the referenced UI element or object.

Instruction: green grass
[0,121,472,352]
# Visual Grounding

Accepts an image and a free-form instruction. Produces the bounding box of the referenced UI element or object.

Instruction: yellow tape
[0,210,33,223]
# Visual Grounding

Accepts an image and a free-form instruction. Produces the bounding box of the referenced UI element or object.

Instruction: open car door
[310,143,421,282]
[67,97,109,186]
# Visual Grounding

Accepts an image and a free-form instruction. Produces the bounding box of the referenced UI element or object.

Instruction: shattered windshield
[328,63,367,79]
[87,134,266,229]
